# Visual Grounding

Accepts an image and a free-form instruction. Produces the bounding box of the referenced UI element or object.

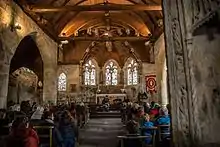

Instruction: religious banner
[145,75,157,93]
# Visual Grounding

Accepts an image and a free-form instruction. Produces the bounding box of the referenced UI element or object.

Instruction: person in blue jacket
[155,107,171,140]
[142,114,154,145]
[58,110,77,147]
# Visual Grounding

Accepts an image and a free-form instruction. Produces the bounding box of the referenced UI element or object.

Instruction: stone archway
[8,35,43,105]
[0,2,58,107]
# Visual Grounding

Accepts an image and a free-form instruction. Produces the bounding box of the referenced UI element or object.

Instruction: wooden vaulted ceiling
[16,0,163,65]
[17,0,162,39]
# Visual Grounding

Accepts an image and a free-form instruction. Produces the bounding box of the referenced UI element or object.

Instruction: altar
[96,93,127,104]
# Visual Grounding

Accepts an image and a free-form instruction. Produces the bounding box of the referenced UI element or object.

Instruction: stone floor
[79,118,124,147]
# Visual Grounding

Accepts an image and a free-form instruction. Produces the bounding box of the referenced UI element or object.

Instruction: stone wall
[0,0,58,107]
[141,62,156,102]
[57,62,158,102]
[190,33,220,144]
[7,85,38,103]
[58,64,80,93]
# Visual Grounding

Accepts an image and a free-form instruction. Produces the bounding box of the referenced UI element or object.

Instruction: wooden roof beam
[59,36,150,41]
[29,4,162,12]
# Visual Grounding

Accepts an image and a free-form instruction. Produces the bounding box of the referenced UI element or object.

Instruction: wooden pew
[140,127,157,147]
[117,135,152,147]
[33,126,54,147]
[157,125,171,141]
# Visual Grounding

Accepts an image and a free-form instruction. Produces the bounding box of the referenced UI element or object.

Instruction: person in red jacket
[4,117,39,147]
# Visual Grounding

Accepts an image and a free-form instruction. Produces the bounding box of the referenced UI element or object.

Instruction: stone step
[90,115,121,118]
[91,112,121,116]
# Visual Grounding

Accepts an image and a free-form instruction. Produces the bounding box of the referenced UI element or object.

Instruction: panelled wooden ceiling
[16,0,163,65]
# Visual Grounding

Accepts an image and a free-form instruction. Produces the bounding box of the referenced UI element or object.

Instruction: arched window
[84,60,96,85]
[127,59,138,85]
[58,73,67,91]
[105,61,118,85]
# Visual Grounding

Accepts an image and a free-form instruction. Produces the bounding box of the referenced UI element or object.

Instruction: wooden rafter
[29,3,162,12]
[54,0,86,28]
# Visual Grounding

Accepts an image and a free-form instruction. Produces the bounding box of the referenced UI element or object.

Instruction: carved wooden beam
[29,4,162,12]
[59,36,150,41]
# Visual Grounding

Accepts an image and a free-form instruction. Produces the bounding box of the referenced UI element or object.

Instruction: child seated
[142,114,154,144]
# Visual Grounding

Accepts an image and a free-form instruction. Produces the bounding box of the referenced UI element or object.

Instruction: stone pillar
[79,60,83,85]
[161,59,168,106]
[99,69,103,84]
[43,63,57,105]
[120,70,124,85]
[0,62,9,108]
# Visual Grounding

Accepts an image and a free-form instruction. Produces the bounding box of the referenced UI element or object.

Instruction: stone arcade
[0,0,220,147]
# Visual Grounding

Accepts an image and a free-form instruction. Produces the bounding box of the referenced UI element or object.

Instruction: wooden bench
[157,125,170,142]
[117,135,152,147]
[140,127,157,147]
[33,126,54,147]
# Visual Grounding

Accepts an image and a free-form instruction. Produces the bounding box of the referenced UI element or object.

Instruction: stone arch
[123,57,139,86]
[0,3,58,106]
[82,58,100,85]
[103,59,121,85]
[103,59,120,70]
[84,58,99,69]
[9,35,43,81]
[57,72,67,92]
[8,35,44,104]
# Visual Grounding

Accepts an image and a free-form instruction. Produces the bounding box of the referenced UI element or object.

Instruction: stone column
[43,63,57,105]
[79,60,83,85]
[0,62,9,108]
[99,69,103,84]
[161,59,168,106]
[120,70,124,85]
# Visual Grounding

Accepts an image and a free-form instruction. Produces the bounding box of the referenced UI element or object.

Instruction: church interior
[0,0,220,147]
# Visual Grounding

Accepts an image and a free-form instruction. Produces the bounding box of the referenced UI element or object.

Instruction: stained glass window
[84,60,96,85]
[105,61,118,85]
[127,59,138,85]
[58,73,67,91]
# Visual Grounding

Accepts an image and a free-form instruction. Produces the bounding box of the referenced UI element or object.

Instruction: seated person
[142,114,154,145]
[136,107,145,127]
[4,116,39,147]
[58,110,78,147]
[155,107,171,140]
[118,120,142,147]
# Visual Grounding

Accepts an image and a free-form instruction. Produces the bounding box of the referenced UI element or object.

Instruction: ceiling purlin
[141,0,157,5]
[133,12,154,33]
[54,0,86,30]
[45,0,77,23]
[125,0,157,33]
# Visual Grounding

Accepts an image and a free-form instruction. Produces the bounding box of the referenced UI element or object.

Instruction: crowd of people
[0,100,171,147]
[0,100,89,147]
[120,101,171,147]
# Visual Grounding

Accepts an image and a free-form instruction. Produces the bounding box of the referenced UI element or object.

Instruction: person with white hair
[155,106,171,141]
[155,107,170,125]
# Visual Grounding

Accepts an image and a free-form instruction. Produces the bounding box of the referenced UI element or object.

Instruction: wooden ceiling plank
[29,4,162,12]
